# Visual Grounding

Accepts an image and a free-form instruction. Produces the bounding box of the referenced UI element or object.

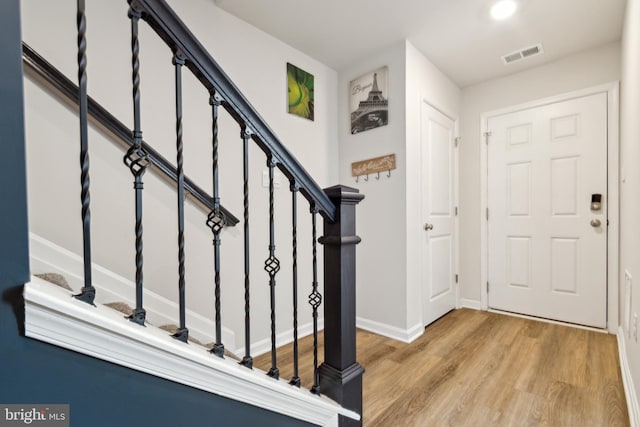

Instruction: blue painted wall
[0,2,313,425]
[0,0,30,288]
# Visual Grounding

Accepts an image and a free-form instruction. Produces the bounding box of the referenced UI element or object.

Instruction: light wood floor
[254,309,629,426]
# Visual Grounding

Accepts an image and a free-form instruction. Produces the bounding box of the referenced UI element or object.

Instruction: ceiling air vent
[501,43,544,64]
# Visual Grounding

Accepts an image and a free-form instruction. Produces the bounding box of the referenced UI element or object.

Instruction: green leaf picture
[287,63,314,121]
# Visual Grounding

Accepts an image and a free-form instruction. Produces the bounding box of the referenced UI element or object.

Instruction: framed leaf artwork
[287,63,314,121]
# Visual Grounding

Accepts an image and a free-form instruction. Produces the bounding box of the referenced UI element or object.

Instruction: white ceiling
[214,0,626,87]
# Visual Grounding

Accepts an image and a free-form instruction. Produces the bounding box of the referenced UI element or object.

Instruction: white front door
[421,102,457,326]
[487,92,608,328]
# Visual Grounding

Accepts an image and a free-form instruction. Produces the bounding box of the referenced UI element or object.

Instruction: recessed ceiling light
[490,0,517,20]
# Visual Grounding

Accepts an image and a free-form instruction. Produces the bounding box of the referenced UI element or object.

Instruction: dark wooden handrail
[21,42,239,226]
[130,0,337,223]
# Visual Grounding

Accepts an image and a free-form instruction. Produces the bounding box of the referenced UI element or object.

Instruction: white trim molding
[357,317,423,343]
[618,327,640,427]
[459,299,482,310]
[24,277,358,427]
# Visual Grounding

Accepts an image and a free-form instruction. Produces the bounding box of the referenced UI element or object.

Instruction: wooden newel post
[319,185,365,427]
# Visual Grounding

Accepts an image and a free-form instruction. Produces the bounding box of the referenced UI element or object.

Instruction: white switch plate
[262,169,282,189]
[625,270,632,337]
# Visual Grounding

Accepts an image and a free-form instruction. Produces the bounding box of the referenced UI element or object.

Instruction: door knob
[590,219,601,227]
[424,223,434,231]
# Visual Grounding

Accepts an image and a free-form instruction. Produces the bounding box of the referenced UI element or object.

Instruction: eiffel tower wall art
[349,66,389,134]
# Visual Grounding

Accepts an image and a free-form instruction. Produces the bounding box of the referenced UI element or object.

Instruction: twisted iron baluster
[240,127,253,369]
[124,5,148,325]
[309,207,322,394]
[172,53,188,343]
[265,158,281,380]
[73,0,96,305]
[289,184,301,387]
[207,92,225,358]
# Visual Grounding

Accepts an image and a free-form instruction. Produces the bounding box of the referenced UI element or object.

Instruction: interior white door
[487,92,608,328]
[421,102,457,326]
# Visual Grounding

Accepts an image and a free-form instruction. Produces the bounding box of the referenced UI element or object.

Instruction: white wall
[620,0,640,417]
[21,0,339,353]
[458,42,621,303]
[338,41,408,333]
[337,40,459,339]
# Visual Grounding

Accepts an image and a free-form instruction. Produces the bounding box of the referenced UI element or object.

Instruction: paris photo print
[349,66,388,134]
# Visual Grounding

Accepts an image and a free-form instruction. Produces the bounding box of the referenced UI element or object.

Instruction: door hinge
[487,281,490,293]
[455,137,461,148]
[455,206,459,216]
[455,274,459,284]
[486,207,489,220]
[484,131,492,144]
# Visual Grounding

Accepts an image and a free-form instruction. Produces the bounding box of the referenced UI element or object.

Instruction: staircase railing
[21,43,240,228]
[29,0,365,424]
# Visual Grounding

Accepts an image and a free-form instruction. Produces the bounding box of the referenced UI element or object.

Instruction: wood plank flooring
[254,309,629,426]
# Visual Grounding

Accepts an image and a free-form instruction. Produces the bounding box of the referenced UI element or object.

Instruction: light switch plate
[262,169,282,189]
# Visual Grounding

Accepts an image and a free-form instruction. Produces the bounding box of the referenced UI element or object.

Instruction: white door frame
[479,82,620,333]
[420,98,460,325]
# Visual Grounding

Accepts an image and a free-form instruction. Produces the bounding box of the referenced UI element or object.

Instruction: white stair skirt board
[242,318,324,359]
[24,277,359,426]
[28,233,236,352]
[618,327,640,427]
[356,317,423,343]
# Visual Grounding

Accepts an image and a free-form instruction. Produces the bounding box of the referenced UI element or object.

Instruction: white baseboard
[29,233,236,353]
[618,327,640,427]
[356,317,423,343]
[241,319,325,358]
[24,277,358,426]
[459,298,482,310]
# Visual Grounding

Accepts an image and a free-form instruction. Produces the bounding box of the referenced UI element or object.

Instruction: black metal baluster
[207,92,225,358]
[265,158,281,380]
[73,0,96,305]
[309,207,322,394]
[124,5,148,326]
[289,184,301,387]
[240,127,253,369]
[172,52,188,343]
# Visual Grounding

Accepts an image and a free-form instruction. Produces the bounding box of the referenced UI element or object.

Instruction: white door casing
[487,92,608,328]
[421,101,457,326]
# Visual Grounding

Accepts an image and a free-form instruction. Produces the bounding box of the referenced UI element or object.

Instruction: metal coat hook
[355,170,392,182]
[351,154,396,184]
